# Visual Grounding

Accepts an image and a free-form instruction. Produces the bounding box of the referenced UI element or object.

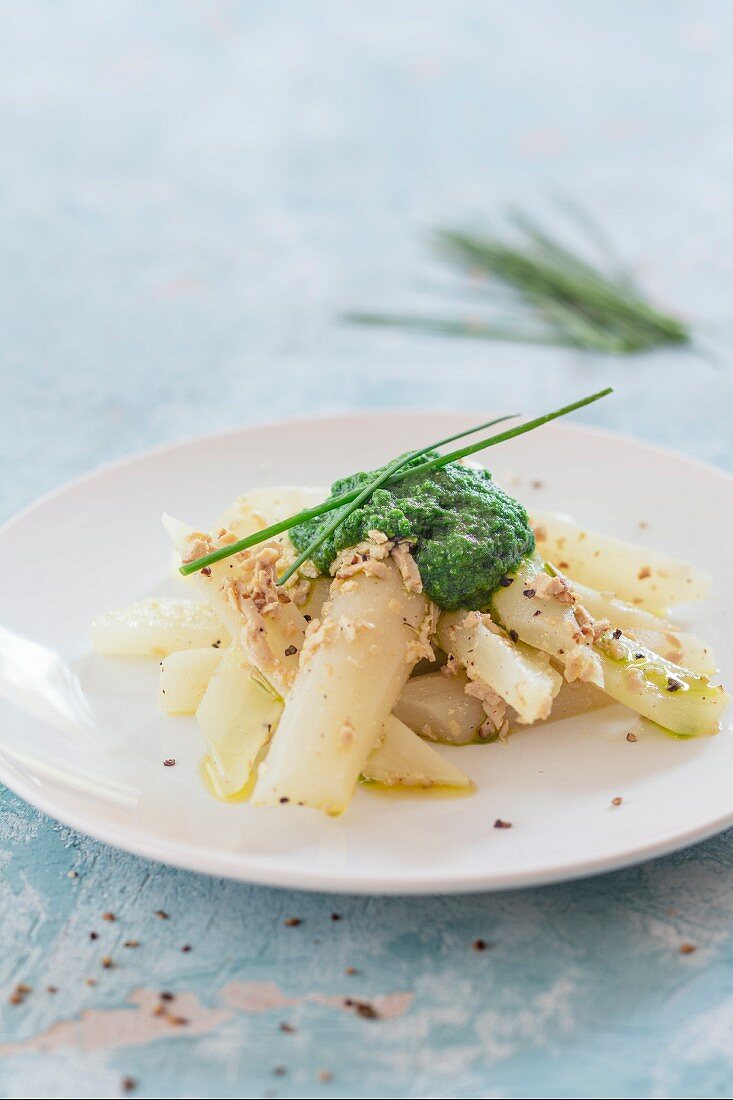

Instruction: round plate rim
[1,409,732,895]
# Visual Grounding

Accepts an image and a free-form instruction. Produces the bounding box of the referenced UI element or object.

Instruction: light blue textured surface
[1,3,733,1098]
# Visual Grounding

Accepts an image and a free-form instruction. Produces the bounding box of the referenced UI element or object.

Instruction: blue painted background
[2,3,733,1097]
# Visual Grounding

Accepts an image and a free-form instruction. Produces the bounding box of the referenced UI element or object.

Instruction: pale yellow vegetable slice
[217,485,327,537]
[570,579,715,675]
[162,514,305,697]
[158,647,223,715]
[253,557,428,814]
[362,715,472,788]
[394,671,485,744]
[493,558,729,737]
[532,511,710,610]
[196,641,282,797]
[92,598,228,658]
[438,610,561,724]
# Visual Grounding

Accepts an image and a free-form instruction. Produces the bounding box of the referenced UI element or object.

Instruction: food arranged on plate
[92,389,729,815]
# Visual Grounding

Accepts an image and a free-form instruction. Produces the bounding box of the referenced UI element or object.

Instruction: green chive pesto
[289,452,535,611]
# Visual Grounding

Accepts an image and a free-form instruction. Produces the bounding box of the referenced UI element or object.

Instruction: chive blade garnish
[179,413,513,577]
[178,387,612,578]
[276,414,516,587]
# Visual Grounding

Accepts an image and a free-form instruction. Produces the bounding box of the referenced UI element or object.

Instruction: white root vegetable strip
[394,671,486,744]
[493,558,729,737]
[570,579,715,675]
[218,485,328,538]
[438,611,561,724]
[532,510,710,611]
[158,647,223,715]
[524,678,611,727]
[362,716,472,788]
[253,558,428,813]
[162,514,304,697]
[196,641,282,797]
[92,597,228,658]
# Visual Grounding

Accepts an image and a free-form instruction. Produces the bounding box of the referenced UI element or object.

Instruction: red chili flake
[680,942,697,955]
[163,759,176,767]
[101,912,116,922]
[494,819,512,829]
[154,910,169,920]
[283,917,302,927]
[284,645,298,657]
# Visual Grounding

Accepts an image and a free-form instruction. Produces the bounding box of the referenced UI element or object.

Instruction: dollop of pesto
[290,453,535,611]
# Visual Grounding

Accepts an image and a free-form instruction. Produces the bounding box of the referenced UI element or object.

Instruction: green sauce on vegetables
[290,453,535,611]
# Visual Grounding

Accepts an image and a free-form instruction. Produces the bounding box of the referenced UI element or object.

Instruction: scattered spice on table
[330,912,342,921]
[345,967,358,975]
[181,944,192,953]
[283,917,302,927]
[473,939,488,952]
[163,758,176,767]
[154,910,169,919]
[611,796,623,806]
[494,818,512,829]
[279,1022,296,1034]
[102,912,116,922]
[121,1077,137,1094]
[101,956,114,969]
[124,939,140,948]
[89,931,99,940]
[680,942,697,955]
[318,1070,333,1083]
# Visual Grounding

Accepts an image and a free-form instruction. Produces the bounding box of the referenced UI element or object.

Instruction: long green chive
[276,414,518,587]
[179,414,514,578]
[179,387,612,578]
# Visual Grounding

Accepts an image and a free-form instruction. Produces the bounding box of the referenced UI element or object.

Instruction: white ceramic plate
[1,411,732,894]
